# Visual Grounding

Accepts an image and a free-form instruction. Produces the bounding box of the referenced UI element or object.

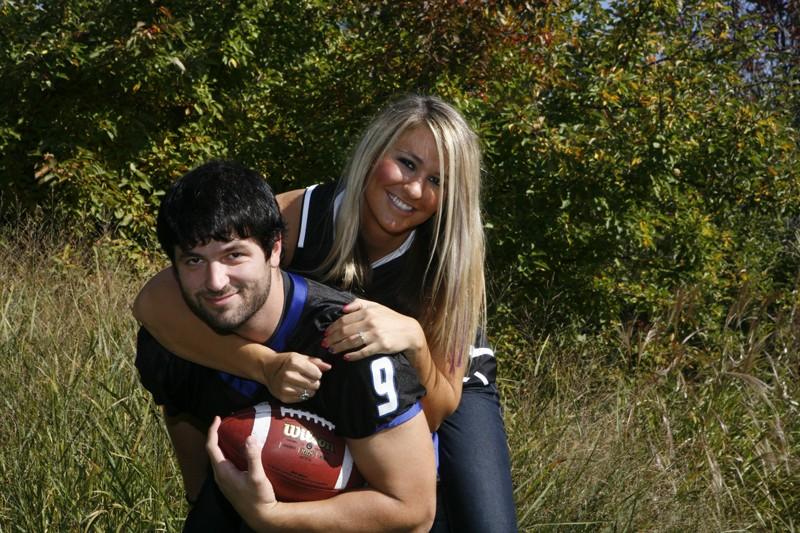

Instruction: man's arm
[208,410,436,532]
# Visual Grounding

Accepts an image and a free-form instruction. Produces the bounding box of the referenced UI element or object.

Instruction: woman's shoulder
[285,181,340,272]
[279,182,338,266]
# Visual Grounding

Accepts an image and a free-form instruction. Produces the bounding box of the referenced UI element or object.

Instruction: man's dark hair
[156,160,286,262]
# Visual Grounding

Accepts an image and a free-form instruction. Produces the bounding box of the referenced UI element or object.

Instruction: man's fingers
[308,357,332,373]
[287,353,328,378]
[244,435,266,480]
[206,416,226,463]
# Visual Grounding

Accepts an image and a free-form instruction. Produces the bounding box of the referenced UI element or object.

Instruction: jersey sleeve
[289,181,338,273]
[321,354,426,439]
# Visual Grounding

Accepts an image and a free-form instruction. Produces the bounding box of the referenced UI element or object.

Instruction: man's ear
[269,236,282,267]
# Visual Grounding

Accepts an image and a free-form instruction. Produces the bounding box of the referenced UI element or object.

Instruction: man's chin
[190,306,244,334]
[201,315,244,334]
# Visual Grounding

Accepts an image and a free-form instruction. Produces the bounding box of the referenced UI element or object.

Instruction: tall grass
[1,216,798,531]
[0,216,183,531]
[500,286,800,531]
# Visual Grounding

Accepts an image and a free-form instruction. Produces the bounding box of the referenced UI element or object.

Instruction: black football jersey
[136,271,425,439]
[289,181,498,388]
[266,272,426,438]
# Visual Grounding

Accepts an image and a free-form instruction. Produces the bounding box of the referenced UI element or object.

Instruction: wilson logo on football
[283,422,335,453]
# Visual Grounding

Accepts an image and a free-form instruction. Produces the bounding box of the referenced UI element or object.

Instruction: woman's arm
[323,299,464,431]
[132,268,329,403]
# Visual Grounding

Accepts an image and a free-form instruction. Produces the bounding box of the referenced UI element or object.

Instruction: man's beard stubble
[178,274,271,334]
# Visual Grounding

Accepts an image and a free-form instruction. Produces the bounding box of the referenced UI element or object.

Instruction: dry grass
[1,216,798,531]
[0,217,182,531]
[500,289,800,531]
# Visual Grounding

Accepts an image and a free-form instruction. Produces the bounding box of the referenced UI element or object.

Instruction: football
[217,400,364,502]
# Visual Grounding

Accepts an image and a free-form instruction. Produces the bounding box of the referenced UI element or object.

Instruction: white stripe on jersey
[333,189,344,228]
[250,402,273,446]
[473,371,489,386]
[371,231,416,268]
[297,184,319,249]
[470,347,494,359]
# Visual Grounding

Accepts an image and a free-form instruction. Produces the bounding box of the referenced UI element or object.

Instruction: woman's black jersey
[289,182,497,388]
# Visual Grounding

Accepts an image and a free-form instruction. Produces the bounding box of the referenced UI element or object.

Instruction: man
[135,160,435,531]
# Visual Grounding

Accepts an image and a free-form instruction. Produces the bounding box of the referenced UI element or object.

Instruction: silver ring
[357,331,366,346]
[300,389,310,401]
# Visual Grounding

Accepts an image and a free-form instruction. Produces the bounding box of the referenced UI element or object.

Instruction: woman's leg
[436,384,517,532]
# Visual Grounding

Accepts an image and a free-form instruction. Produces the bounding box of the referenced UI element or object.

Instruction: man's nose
[205,262,229,292]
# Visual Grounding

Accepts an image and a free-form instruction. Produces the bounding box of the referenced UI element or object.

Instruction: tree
[1,0,798,326]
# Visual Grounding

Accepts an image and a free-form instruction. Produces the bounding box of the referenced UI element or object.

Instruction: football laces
[280,405,336,431]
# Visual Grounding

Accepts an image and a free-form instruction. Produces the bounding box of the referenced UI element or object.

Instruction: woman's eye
[399,157,415,171]
[428,175,441,186]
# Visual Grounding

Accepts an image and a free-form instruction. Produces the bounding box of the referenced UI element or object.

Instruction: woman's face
[361,125,442,255]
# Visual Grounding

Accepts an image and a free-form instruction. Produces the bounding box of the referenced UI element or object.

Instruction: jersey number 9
[370,357,399,417]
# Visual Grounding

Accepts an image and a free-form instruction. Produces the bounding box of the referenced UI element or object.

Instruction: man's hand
[207,416,277,524]
[262,352,331,403]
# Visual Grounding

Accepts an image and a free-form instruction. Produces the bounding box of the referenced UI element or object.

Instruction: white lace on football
[280,405,336,431]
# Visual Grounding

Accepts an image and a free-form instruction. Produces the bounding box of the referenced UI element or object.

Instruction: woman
[134,95,517,532]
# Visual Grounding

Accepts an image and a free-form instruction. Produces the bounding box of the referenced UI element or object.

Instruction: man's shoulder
[318,354,425,439]
[303,276,354,306]
[276,273,352,358]
[297,275,355,327]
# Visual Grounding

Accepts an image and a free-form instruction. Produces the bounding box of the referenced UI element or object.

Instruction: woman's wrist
[403,320,428,365]
[254,346,283,386]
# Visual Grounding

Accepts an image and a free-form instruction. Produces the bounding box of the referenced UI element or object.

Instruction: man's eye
[184,257,202,266]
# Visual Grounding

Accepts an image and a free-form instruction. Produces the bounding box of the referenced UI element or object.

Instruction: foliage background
[1,0,799,530]
[2,0,799,324]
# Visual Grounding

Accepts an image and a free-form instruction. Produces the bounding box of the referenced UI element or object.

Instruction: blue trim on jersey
[432,431,439,472]
[271,273,307,351]
[217,273,308,399]
[376,401,422,431]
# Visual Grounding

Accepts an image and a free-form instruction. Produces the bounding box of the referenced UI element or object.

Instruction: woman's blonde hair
[319,95,486,373]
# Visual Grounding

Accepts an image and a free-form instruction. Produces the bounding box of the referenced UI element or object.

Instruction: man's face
[173,237,272,333]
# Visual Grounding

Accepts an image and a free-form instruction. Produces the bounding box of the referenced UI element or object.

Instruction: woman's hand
[323,299,426,362]
[263,353,331,403]
[207,416,277,520]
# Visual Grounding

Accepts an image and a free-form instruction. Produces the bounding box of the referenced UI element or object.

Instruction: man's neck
[235,268,285,344]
